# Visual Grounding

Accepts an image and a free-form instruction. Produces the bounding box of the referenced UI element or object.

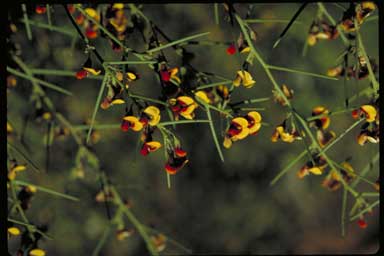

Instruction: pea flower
[140,106,161,126]
[223,117,249,148]
[169,96,198,120]
[165,147,189,175]
[194,91,211,104]
[322,162,356,191]
[76,57,101,80]
[160,67,181,84]
[121,116,143,132]
[272,84,294,106]
[352,105,377,123]
[271,120,301,143]
[310,106,330,129]
[233,70,255,88]
[297,156,327,178]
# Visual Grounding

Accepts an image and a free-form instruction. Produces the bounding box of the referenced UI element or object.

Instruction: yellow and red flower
[311,106,330,129]
[121,116,143,132]
[76,57,101,79]
[352,105,377,123]
[307,20,339,46]
[322,162,355,191]
[244,111,262,135]
[194,91,211,104]
[169,96,198,120]
[140,141,162,156]
[160,67,181,84]
[223,117,249,148]
[297,156,327,179]
[216,85,230,101]
[272,84,294,106]
[271,120,301,143]
[356,2,376,24]
[140,106,161,126]
[165,148,189,175]
[233,70,255,88]
[316,129,336,148]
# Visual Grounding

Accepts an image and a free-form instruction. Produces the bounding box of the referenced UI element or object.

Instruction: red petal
[160,70,171,82]
[140,145,149,156]
[357,219,368,229]
[226,44,236,55]
[174,148,187,157]
[76,70,88,80]
[121,120,130,132]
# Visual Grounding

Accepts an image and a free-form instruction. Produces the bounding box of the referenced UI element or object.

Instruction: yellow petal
[111,99,125,105]
[240,46,250,53]
[112,3,124,9]
[233,75,242,87]
[146,141,162,151]
[309,167,323,175]
[360,105,377,122]
[232,117,249,129]
[194,91,210,104]
[29,249,46,256]
[8,227,20,236]
[13,165,26,172]
[7,122,13,133]
[85,8,99,20]
[122,116,143,131]
[177,96,194,106]
[127,72,137,80]
[223,136,232,149]
[143,106,161,126]
[83,67,101,76]
[247,111,262,123]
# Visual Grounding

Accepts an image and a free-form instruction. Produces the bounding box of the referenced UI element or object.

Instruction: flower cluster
[309,106,336,148]
[352,103,379,145]
[339,2,376,32]
[105,4,131,51]
[223,111,262,148]
[271,119,302,143]
[307,20,339,46]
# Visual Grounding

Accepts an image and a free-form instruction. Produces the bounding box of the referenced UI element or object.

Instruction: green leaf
[267,65,338,80]
[146,32,210,54]
[7,67,73,96]
[86,73,109,144]
[205,105,224,162]
[13,180,79,201]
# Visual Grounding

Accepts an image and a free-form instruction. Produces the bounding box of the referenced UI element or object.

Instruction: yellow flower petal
[146,141,162,151]
[112,3,124,9]
[177,96,194,106]
[12,165,26,172]
[83,67,101,76]
[8,227,20,236]
[309,167,323,175]
[122,116,143,131]
[194,91,210,104]
[85,8,99,20]
[127,72,137,80]
[143,106,161,126]
[111,99,125,105]
[29,249,46,256]
[360,105,377,122]
[223,136,232,149]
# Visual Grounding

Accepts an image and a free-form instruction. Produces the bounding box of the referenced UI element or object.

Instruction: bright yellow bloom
[233,70,255,88]
[141,106,161,126]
